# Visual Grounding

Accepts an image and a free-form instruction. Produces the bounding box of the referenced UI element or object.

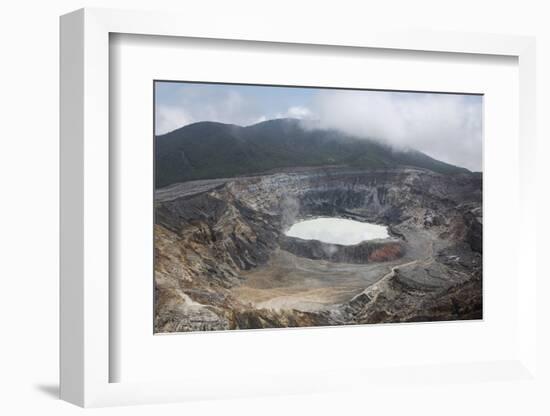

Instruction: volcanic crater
[154,165,482,332]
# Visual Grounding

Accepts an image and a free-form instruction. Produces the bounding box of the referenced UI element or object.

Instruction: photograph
[153,81,483,333]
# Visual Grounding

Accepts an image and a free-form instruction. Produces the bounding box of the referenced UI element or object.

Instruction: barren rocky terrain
[154,166,482,332]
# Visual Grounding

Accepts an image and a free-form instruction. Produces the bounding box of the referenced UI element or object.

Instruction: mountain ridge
[155,118,470,188]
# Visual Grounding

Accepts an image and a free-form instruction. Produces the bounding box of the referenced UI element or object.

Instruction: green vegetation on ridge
[155,118,469,188]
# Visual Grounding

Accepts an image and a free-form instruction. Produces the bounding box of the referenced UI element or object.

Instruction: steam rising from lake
[285,218,389,245]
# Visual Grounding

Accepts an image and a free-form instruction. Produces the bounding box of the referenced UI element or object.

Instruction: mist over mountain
[155,118,470,188]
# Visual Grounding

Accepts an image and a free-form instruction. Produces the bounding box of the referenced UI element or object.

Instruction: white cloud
[155,89,264,134]
[273,106,314,121]
[155,105,193,136]
[284,106,313,119]
[307,91,482,171]
[251,115,268,124]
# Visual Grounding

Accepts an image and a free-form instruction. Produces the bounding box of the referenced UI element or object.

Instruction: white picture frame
[60,7,538,407]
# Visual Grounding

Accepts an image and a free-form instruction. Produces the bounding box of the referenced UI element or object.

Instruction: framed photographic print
[60,8,538,408]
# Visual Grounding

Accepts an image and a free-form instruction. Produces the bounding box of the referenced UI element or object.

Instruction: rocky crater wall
[279,235,405,264]
[156,167,481,285]
[154,167,483,332]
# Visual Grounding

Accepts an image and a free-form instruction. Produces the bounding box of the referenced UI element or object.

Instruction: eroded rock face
[154,167,482,332]
[279,236,405,264]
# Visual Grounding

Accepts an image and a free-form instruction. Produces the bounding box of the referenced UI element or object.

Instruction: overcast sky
[155,81,483,171]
